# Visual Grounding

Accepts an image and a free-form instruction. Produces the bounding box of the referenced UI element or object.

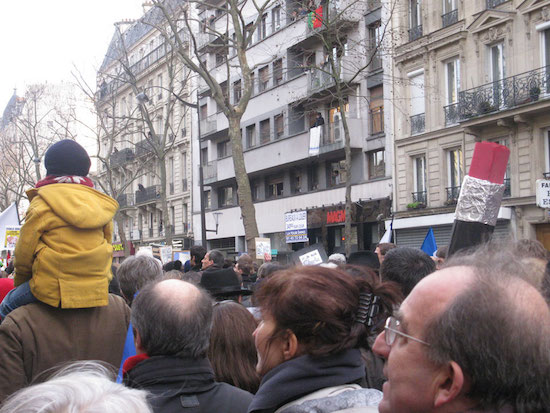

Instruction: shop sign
[326,209,345,224]
[285,211,308,243]
[536,180,550,208]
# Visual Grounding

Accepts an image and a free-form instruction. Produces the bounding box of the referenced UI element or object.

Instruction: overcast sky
[0,1,145,105]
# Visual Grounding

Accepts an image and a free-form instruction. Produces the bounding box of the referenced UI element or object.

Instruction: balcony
[196,32,217,50]
[445,186,461,205]
[135,139,155,157]
[503,178,511,198]
[411,191,427,206]
[441,9,458,28]
[200,113,218,137]
[444,103,459,126]
[307,55,359,95]
[458,66,550,121]
[116,193,134,208]
[486,0,507,9]
[410,113,425,135]
[409,25,422,42]
[135,185,160,204]
[109,148,135,167]
[203,161,218,184]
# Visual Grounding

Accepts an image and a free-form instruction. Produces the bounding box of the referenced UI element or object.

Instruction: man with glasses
[372,243,550,412]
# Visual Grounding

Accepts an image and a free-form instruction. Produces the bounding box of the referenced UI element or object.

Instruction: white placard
[536,179,550,208]
[160,246,173,264]
[298,249,323,266]
[255,237,272,260]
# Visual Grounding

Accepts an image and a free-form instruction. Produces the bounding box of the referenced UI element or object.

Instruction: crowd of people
[0,140,549,412]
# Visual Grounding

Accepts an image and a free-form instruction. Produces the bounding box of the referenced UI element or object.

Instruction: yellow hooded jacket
[14,184,119,309]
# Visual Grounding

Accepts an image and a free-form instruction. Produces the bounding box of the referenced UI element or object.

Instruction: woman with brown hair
[248,266,399,413]
[208,301,260,394]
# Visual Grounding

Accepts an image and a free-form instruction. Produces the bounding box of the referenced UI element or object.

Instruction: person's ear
[134,330,146,355]
[434,361,465,408]
[282,330,299,361]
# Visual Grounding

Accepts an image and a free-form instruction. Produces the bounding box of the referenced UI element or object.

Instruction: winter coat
[14,184,118,308]
[124,356,253,413]
[248,349,382,413]
[0,294,130,403]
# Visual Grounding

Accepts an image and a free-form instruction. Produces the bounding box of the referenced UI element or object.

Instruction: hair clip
[355,292,380,327]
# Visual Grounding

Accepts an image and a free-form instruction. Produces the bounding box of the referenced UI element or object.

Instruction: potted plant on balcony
[406,201,426,210]
[529,85,540,102]
[477,100,495,115]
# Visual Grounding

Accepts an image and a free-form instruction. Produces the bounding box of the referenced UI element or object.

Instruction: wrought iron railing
[486,0,507,9]
[308,63,337,93]
[458,66,550,121]
[409,25,423,42]
[135,139,155,157]
[116,193,134,208]
[444,103,459,126]
[410,113,425,135]
[446,186,461,204]
[109,148,135,167]
[442,9,458,28]
[503,178,511,197]
[135,185,160,204]
[412,191,427,204]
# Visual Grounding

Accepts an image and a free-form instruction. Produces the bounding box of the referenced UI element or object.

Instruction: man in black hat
[200,265,252,303]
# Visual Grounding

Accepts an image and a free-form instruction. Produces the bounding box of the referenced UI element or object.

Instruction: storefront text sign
[326,209,345,224]
[536,180,550,208]
[285,211,308,243]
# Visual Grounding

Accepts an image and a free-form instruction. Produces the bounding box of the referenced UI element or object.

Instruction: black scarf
[248,348,365,413]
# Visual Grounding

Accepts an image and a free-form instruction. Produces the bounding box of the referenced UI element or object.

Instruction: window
[266,176,284,198]
[273,59,283,86]
[260,119,271,144]
[245,23,254,44]
[215,51,225,66]
[291,169,302,194]
[204,190,211,209]
[220,81,229,101]
[182,203,188,224]
[328,104,348,143]
[445,59,460,105]
[369,86,384,135]
[200,104,208,119]
[494,138,510,197]
[169,157,175,194]
[181,151,187,190]
[307,163,319,190]
[170,207,175,232]
[413,156,426,202]
[328,160,347,186]
[409,71,425,134]
[258,13,268,41]
[410,0,421,28]
[251,179,260,201]
[274,113,284,138]
[368,21,383,70]
[218,186,234,207]
[246,124,256,148]
[233,80,242,104]
[272,6,281,32]
[259,66,269,92]
[157,74,163,100]
[217,140,231,158]
[201,147,208,166]
[447,148,463,188]
[542,29,550,93]
[368,150,385,179]
[489,43,504,107]
[250,72,256,96]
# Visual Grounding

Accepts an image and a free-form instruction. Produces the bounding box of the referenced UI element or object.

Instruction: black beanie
[44,140,91,177]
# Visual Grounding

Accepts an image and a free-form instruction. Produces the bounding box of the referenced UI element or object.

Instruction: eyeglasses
[384,316,430,347]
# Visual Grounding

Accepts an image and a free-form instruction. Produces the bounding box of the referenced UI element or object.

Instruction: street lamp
[206,211,223,234]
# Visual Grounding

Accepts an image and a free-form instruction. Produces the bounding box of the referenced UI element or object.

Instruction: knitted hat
[44,140,91,177]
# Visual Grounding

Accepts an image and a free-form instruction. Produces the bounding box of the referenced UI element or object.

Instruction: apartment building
[97,7,193,258]
[389,0,550,249]
[192,0,394,258]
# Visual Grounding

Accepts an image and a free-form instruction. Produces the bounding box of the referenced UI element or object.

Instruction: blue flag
[421,228,437,257]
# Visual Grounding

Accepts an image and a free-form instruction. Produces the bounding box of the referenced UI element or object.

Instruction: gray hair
[0,361,151,413]
[208,249,225,267]
[131,280,213,359]
[426,242,550,410]
[117,255,163,305]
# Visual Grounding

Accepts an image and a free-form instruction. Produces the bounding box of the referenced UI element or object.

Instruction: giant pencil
[448,141,510,256]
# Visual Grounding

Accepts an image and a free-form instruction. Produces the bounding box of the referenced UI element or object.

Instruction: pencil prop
[448,141,510,256]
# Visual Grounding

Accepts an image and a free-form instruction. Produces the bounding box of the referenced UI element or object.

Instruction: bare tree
[89,14,191,248]
[152,0,282,257]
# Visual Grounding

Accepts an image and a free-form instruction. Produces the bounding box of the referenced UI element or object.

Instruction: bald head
[131,280,213,359]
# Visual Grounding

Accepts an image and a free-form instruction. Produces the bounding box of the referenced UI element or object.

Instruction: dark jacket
[125,356,253,413]
[0,294,130,403]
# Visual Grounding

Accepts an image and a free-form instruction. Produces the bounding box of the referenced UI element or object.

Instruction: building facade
[192,0,394,259]
[97,8,194,258]
[389,0,550,249]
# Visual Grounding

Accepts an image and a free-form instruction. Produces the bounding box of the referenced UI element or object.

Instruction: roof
[0,92,25,130]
